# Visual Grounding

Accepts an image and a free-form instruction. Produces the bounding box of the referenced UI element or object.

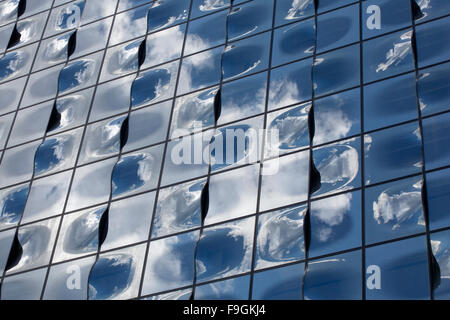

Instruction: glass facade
[0,0,449,301]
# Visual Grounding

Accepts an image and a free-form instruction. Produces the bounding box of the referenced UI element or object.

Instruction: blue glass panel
[275,0,314,27]
[147,0,190,33]
[423,112,450,170]
[252,263,304,300]
[431,229,450,299]
[314,44,360,97]
[272,18,315,67]
[365,236,430,300]
[364,73,418,131]
[304,250,362,300]
[195,275,250,300]
[427,168,450,230]
[317,4,359,53]
[416,16,450,68]
[310,191,361,257]
[418,62,450,116]
[364,122,422,185]
[363,30,414,83]
[365,177,425,245]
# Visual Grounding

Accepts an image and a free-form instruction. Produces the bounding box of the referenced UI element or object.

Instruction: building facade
[0,0,449,300]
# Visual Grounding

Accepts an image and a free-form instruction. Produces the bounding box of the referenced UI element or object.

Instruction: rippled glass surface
[0,77,26,114]
[362,0,412,39]
[21,65,62,108]
[222,32,270,81]
[314,44,360,97]
[185,9,227,55]
[195,275,250,300]
[142,24,186,69]
[416,16,450,68]
[364,122,422,185]
[147,289,191,300]
[205,164,259,225]
[132,60,179,108]
[147,0,190,33]
[365,177,425,245]
[196,217,254,283]
[124,100,172,152]
[364,73,418,131]
[70,17,113,59]
[228,0,273,42]
[58,52,102,94]
[44,256,96,300]
[252,263,304,300]
[0,228,15,274]
[0,141,41,188]
[6,217,60,275]
[317,0,354,13]
[142,230,199,295]
[266,103,310,157]
[211,116,263,172]
[53,205,106,263]
[0,0,19,26]
[275,0,314,27]
[268,58,312,110]
[423,112,450,170]
[33,31,74,72]
[90,75,134,122]
[313,137,361,197]
[431,230,450,299]
[191,0,230,19]
[310,191,361,257]
[0,43,38,84]
[101,39,142,82]
[366,236,430,300]
[101,193,156,251]
[255,204,306,270]
[1,268,47,300]
[314,88,360,146]
[21,170,72,224]
[427,168,450,230]
[317,4,358,53]
[44,0,85,37]
[48,88,94,134]
[9,11,48,49]
[363,30,414,83]
[219,72,267,125]
[152,178,206,238]
[78,115,127,165]
[0,183,29,231]
[260,150,309,211]
[272,18,314,67]
[178,46,222,95]
[109,4,152,46]
[304,250,362,300]
[161,130,212,186]
[88,244,145,300]
[8,100,53,147]
[66,157,117,212]
[111,146,163,199]
[418,62,450,116]
[171,86,216,135]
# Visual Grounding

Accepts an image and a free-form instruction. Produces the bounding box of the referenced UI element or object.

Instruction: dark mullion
[248,0,277,301]
[359,0,366,300]
[409,0,435,300]
[0,0,58,297]
[37,0,122,300]
[137,0,195,299]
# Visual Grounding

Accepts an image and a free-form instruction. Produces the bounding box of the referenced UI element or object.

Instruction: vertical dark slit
[138,39,147,68]
[46,101,62,133]
[5,233,23,271]
[120,117,129,149]
[200,182,209,223]
[7,26,21,49]
[98,208,110,248]
[214,89,222,124]
[308,107,316,144]
[410,0,424,20]
[303,209,311,254]
[309,158,321,194]
[67,31,77,58]
[17,0,27,18]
